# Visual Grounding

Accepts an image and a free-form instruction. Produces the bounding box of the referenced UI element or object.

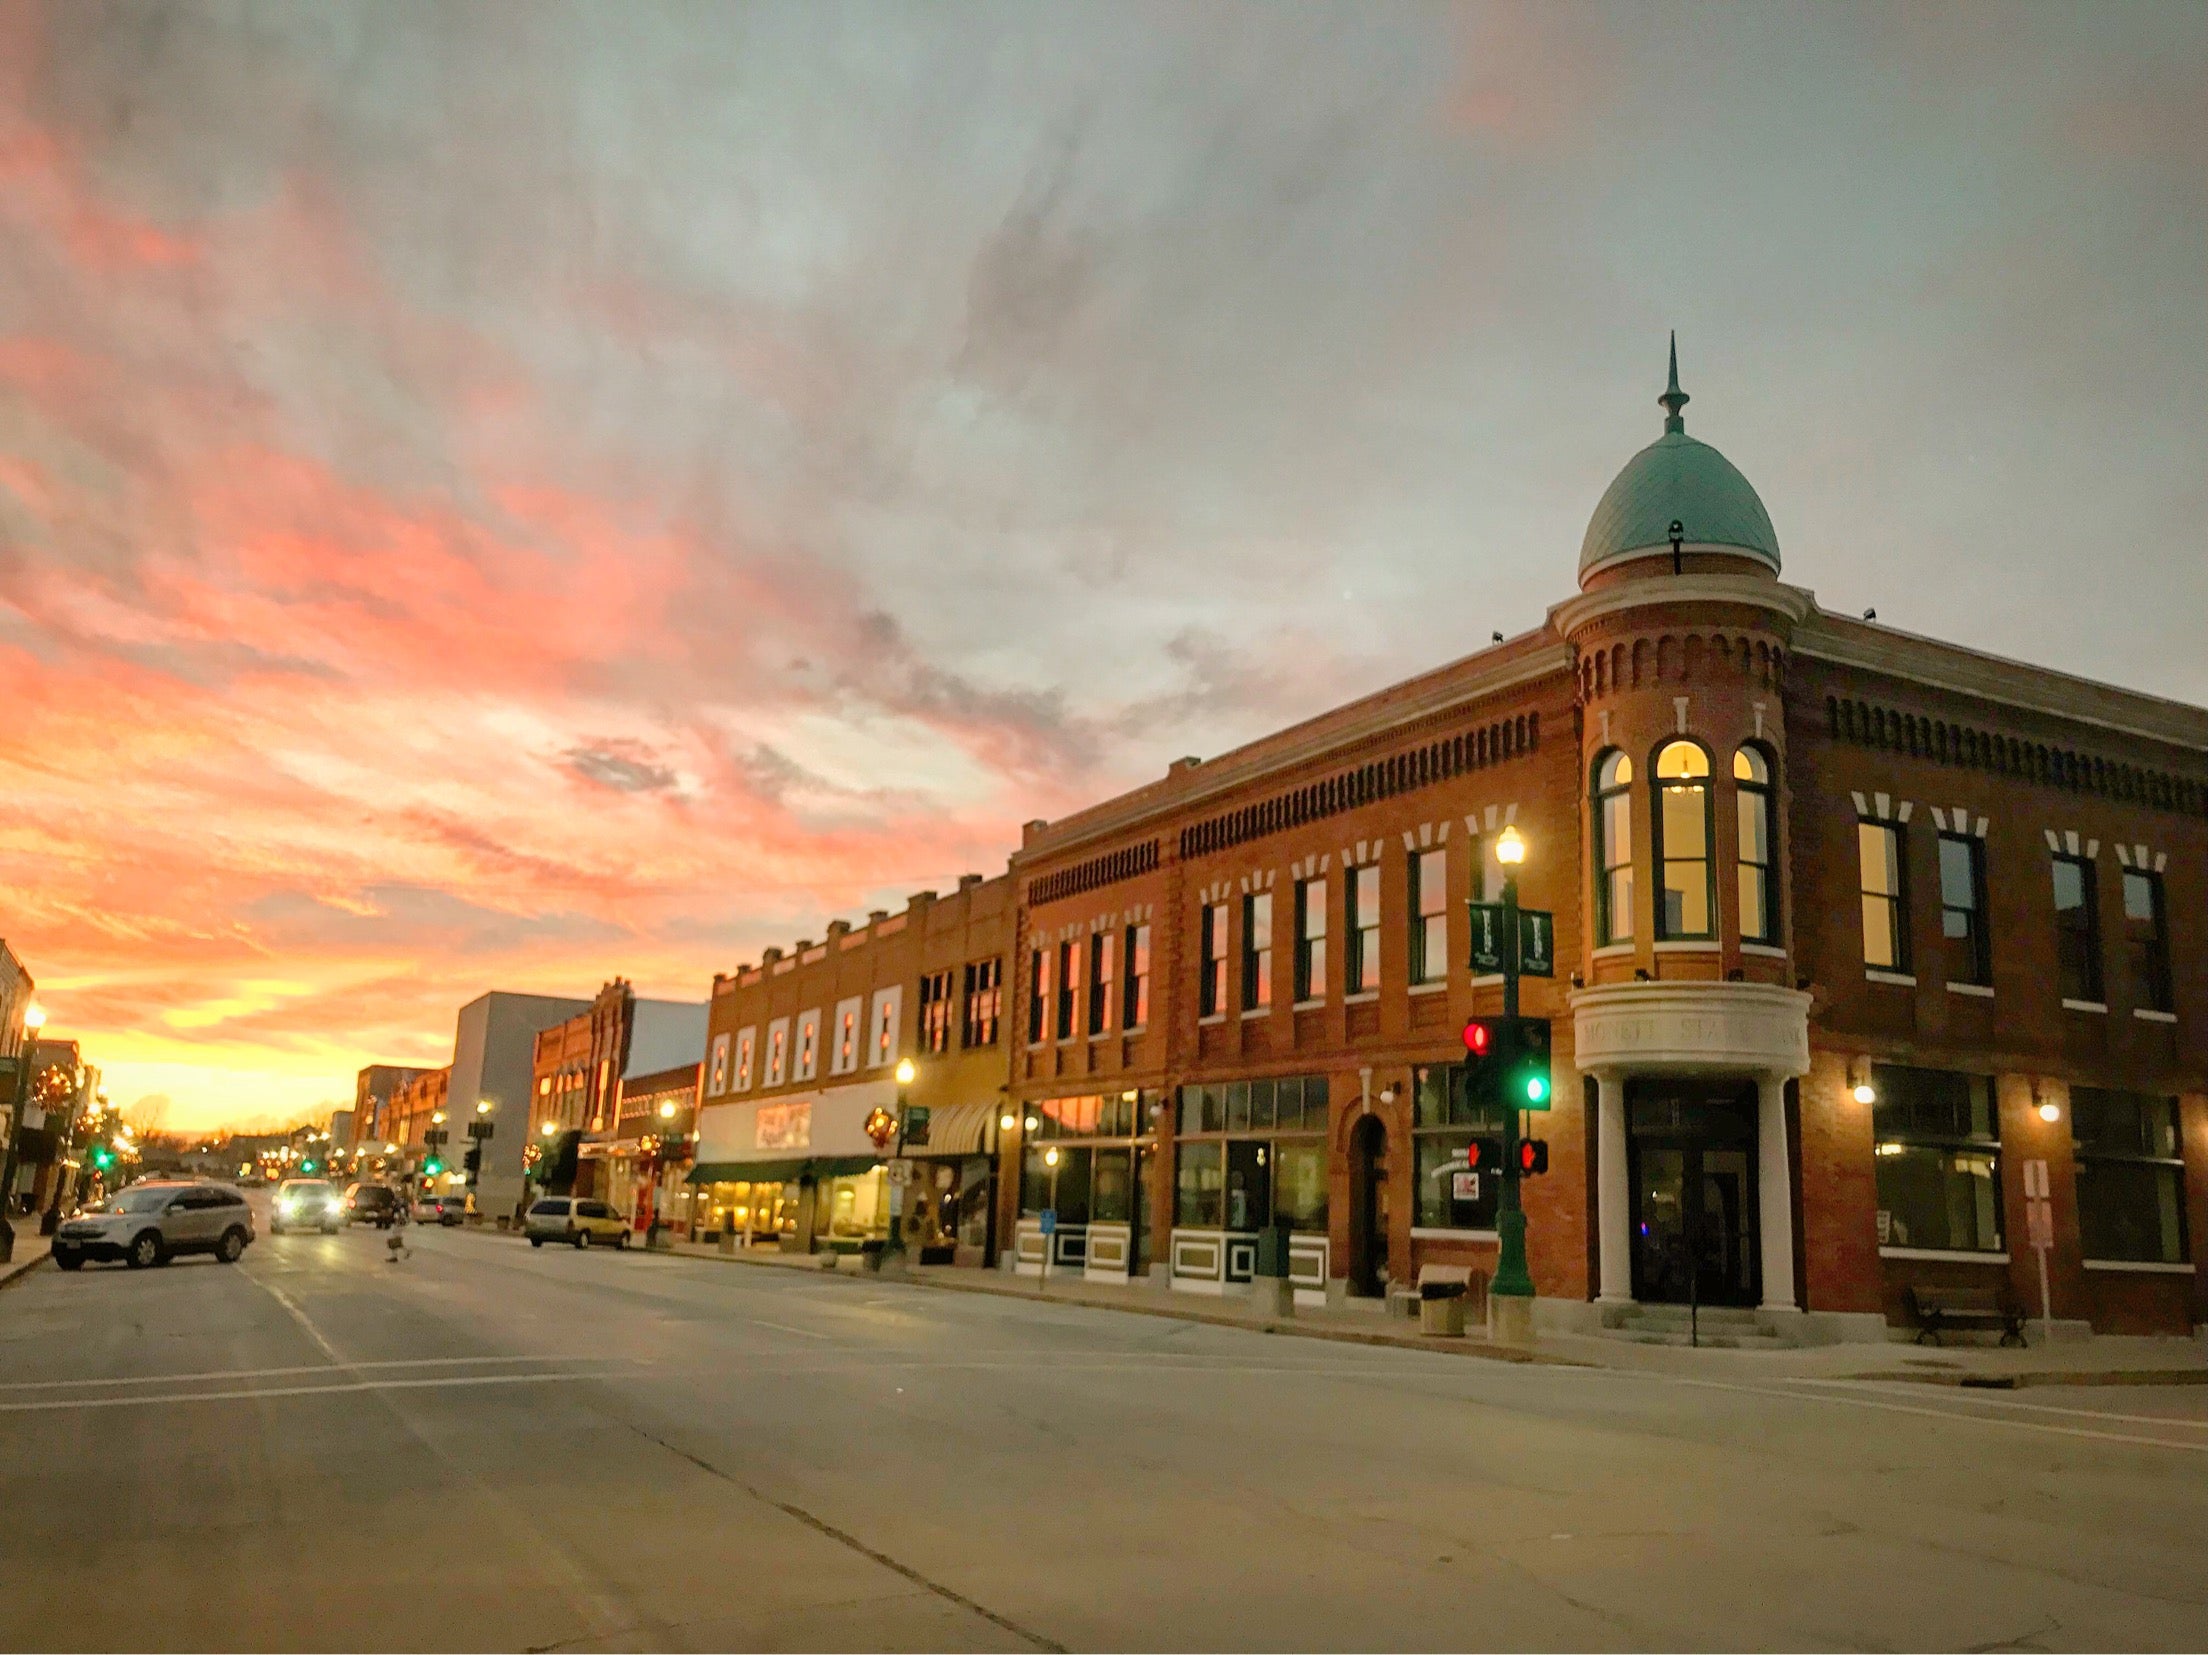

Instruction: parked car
[344,1183,405,1228]
[524,1196,630,1249]
[52,1180,255,1270]
[413,1192,469,1226]
[271,1178,343,1234]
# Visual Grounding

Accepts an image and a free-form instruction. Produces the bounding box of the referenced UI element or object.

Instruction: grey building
[447,992,590,1219]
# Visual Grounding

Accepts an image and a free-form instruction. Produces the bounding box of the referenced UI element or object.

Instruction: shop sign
[755,1101,812,1151]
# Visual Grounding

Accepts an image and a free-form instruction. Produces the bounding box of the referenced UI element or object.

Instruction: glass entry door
[1628,1086,1759,1307]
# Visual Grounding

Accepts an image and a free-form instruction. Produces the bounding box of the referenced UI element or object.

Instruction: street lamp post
[0,1003,49,1262]
[882,1058,917,1263]
[1489,826,1537,1334]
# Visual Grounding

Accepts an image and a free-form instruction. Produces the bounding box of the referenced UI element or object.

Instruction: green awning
[686,1158,812,1187]
[809,1155,886,1178]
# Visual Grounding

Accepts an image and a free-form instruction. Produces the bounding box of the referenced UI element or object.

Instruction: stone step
[1619,1328,1795,1349]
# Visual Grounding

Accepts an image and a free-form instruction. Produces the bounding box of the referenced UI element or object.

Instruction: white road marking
[744,1317,835,1341]
[0,1367,632,1414]
[1791,1376,2208,1431]
[0,1354,624,1393]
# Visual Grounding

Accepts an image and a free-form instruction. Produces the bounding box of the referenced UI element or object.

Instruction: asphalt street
[4,1209,2208,1652]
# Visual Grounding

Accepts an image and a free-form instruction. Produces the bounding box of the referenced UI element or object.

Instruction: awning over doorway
[685,1157,812,1186]
[906,1100,995,1156]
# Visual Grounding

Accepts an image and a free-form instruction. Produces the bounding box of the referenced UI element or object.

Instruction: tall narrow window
[961,959,1001,1048]
[1055,939,1079,1041]
[2052,852,2102,1004]
[1653,741,1713,940]
[918,971,952,1055]
[1123,923,1151,1029]
[2122,869,2172,1013]
[1088,930,1116,1037]
[1347,864,1381,993]
[1410,848,1447,984]
[1294,877,1327,1003]
[1241,892,1272,1012]
[1200,903,1228,1018]
[1026,948,1048,1045]
[1938,834,1990,987]
[1859,820,1907,971]
[1733,746,1775,944]
[1593,751,1634,945]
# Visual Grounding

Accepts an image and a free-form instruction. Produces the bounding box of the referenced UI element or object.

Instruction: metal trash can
[1419,1279,1468,1338]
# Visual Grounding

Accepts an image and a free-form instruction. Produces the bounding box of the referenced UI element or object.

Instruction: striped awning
[907,1100,995,1157]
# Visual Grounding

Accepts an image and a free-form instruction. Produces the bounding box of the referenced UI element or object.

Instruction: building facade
[998,356,2207,1338]
[693,875,1012,1262]
[352,1064,434,1151]
[522,980,707,1221]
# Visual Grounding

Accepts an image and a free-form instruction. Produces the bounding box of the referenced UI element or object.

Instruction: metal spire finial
[1660,331,1689,434]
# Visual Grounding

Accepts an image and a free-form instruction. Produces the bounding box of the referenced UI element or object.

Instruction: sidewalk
[482,1227,2208,1387]
[0,1229,52,1291]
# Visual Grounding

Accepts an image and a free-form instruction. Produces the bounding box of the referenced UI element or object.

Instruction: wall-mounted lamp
[1378,1085,1397,1106]
[1850,1058,1876,1105]
[2033,1079,2061,1124]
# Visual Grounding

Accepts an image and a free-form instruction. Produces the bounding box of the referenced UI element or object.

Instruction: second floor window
[2122,869,2172,1013]
[1242,892,1272,1012]
[2052,852,2102,1004]
[1734,746,1775,944]
[1200,902,1228,1018]
[918,970,953,1055]
[1294,877,1326,1003]
[1026,949,1047,1045]
[1938,834,1990,987]
[1593,750,1634,945]
[1859,820,1907,971]
[962,958,1001,1048]
[1055,939,1080,1041]
[1088,930,1116,1037]
[1347,864,1381,994]
[1123,922,1151,1029]
[1654,741,1713,940]
[1410,848,1447,984]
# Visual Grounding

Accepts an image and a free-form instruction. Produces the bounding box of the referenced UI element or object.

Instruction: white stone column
[1596,1069,1631,1304]
[1756,1071,1797,1311]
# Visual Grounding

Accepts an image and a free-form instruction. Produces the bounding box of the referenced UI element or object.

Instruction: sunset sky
[2,3,2203,1134]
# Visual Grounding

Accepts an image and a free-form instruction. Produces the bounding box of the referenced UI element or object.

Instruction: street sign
[1038,1208,1057,1236]
[1517,909,1555,978]
[1451,1170,1481,1203]
[2026,1198,2054,1250]
[886,1158,914,1186]
[2023,1158,2049,1200]
[902,1106,930,1147]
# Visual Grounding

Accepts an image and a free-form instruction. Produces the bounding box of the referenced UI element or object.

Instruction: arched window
[1734,745,1776,944]
[1592,751,1634,945]
[1653,740,1714,940]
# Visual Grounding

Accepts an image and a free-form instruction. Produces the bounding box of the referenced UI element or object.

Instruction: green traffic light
[423,1158,443,1176]
[1525,1077,1549,1104]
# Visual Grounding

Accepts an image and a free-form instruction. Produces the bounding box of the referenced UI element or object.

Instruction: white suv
[53,1180,256,1270]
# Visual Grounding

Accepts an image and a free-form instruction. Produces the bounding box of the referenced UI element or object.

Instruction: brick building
[382,1066,449,1165]
[692,875,1011,1262]
[1001,351,2207,1339]
[352,1064,433,1152]
[523,979,707,1226]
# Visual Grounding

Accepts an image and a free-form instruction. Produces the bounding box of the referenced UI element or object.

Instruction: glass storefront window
[824,1170,885,1242]
[1875,1147,2001,1253]
[1414,1135,1501,1230]
[1176,1141,1223,1228]
[1092,1148,1134,1223]
[1272,1142,1327,1233]
[2073,1088,2186,1264]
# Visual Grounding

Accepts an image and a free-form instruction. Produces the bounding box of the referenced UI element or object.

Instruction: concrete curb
[0,1249,51,1292]
[1844,1367,2208,1389]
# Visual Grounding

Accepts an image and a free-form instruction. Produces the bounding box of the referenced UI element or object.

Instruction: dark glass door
[1628,1087,1758,1307]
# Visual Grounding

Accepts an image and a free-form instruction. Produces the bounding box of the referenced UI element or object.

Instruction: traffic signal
[1461,1016,1553,1114]
[422,1157,444,1177]
[463,1145,481,1175]
[1517,1139,1550,1176]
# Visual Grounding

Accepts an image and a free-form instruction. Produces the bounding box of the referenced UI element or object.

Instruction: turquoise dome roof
[1579,341,1780,578]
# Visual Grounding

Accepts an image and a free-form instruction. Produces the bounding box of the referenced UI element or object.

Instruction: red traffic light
[1463,1019,1493,1055]
[1518,1139,1550,1176]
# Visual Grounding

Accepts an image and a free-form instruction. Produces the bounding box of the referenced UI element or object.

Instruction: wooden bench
[1904,1284,2026,1347]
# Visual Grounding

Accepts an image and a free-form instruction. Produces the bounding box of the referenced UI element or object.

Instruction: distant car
[413,1192,468,1226]
[52,1180,255,1270]
[343,1183,405,1228]
[524,1197,629,1249]
[271,1178,343,1234]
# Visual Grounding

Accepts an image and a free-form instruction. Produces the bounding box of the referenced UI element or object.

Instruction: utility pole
[1490,831,1535,1339]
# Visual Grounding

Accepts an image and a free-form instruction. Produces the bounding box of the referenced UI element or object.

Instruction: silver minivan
[53,1180,256,1270]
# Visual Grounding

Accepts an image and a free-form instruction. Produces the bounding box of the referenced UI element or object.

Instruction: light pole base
[1488,1293,1535,1347]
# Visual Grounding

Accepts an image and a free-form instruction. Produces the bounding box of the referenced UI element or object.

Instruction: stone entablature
[1572,980,1812,1078]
